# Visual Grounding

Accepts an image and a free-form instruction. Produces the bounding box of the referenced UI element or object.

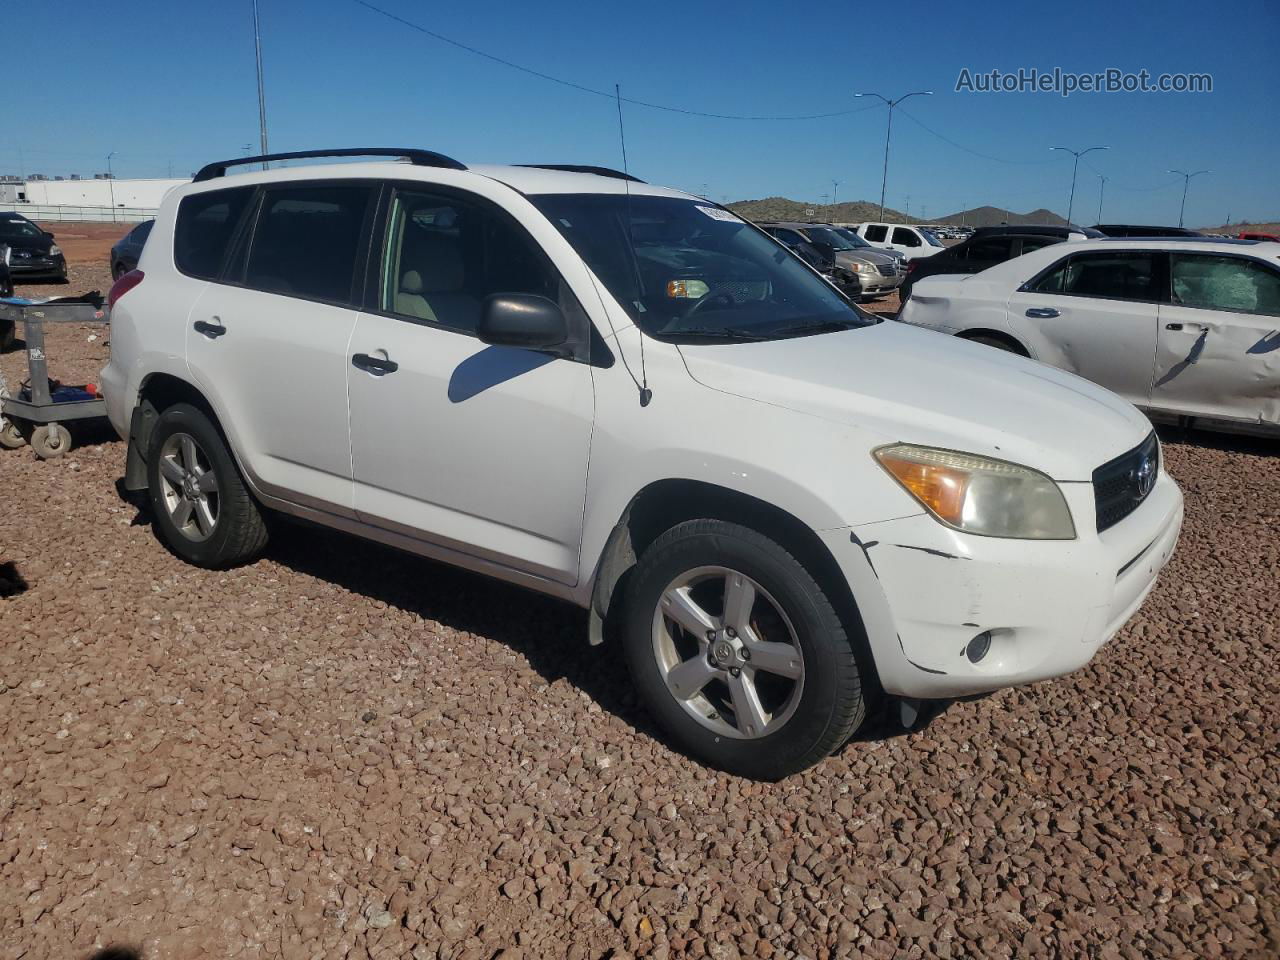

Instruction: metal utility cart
[0,295,108,459]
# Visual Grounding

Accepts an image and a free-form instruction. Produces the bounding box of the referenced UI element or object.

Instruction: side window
[964,237,1015,261]
[863,224,888,242]
[174,187,254,281]
[891,227,921,247]
[380,187,562,335]
[1030,252,1156,301]
[244,183,373,305]
[774,229,805,247]
[1171,254,1280,316]
[1017,236,1059,255]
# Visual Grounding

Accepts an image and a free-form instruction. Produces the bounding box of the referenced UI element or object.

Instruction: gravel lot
[1,237,1277,960]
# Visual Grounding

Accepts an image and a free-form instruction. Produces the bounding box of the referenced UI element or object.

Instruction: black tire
[622,519,866,779]
[146,403,268,568]
[0,319,14,353]
[962,333,1024,355]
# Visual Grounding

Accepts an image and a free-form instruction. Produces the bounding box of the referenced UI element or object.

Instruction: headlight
[49,245,62,256]
[852,262,874,273]
[874,444,1076,539]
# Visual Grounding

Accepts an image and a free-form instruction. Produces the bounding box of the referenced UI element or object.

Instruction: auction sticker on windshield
[696,205,741,222]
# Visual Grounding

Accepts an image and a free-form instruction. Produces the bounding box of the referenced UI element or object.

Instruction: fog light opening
[966,631,992,664]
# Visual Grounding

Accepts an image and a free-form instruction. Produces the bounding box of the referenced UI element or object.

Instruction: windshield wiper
[769,319,865,338]
[669,328,771,342]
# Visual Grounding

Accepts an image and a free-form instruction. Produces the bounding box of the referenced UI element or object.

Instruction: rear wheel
[623,519,867,779]
[146,403,267,568]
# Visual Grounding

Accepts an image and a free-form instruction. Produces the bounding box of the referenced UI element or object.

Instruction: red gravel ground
[0,232,1277,960]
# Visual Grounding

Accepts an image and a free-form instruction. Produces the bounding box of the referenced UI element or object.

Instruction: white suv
[101,149,1184,779]
[852,222,946,260]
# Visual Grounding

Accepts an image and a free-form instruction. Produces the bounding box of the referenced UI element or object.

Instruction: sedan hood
[677,320,1153,481]
[834,249,897,268]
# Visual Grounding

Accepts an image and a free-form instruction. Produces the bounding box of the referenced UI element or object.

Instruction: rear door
[185,180,375,515]
[1151,252,1280,425]
[1006,249,1160,406]
[887,226,924,258]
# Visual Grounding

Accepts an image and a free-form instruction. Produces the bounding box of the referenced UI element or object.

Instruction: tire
[962,333,1023,355]
[146,403,268,568]
[622,519,866,779]
[0,419,27,449]
[0,319,14,352]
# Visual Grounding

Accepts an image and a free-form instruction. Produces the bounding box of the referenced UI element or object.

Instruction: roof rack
[193,148,467,183]
[519,164,645,183]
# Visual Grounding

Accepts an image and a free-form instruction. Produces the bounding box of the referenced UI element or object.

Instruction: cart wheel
[0,419,27,450]
[30,423,72,459]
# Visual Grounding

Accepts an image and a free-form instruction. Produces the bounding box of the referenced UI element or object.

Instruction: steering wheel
[684,288,737,318]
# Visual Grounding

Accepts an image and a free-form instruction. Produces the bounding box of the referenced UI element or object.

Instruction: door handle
[193,319,226,338]
[1025,307,1060,318]
[1165,322,1183,331]
[352,352,399,376]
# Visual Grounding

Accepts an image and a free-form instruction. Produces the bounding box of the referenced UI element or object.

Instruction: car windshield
[831,228,874,249]
[530,194,875,342]
[801,226,871,251]
[0,216,43,240]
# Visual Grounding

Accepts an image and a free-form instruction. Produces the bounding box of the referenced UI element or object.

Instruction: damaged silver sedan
[898,237,1280,436]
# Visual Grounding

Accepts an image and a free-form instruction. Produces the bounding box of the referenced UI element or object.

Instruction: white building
[9,178,190,222]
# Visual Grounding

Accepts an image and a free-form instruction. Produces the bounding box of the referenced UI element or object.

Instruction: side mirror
[478,294,568,353]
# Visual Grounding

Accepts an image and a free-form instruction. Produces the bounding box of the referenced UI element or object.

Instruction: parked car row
[100,149,1185,778]
[759,221,902,300]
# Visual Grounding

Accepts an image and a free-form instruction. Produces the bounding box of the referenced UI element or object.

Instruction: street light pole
[1050,145,1109,225]
[1097,175,1108,223]
[832,179,840,220]
[252,0,270,169]
[106,151,117,223]
[855,90,933,220]
[1168,169,1210,227]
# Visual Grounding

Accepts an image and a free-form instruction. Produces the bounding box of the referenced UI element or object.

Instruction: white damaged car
[899,238,1280,435]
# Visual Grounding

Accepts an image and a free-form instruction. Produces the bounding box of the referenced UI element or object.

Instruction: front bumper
[823,470,1183,698]
[9,255,66,279]
[856,269,902,295]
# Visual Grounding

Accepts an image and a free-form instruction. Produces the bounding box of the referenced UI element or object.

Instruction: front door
[1006,249,1160,407]
[1152,252,1280,425]
[346,183,595,584]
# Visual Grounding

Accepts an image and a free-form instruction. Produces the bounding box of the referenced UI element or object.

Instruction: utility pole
[832,179,840,220]
[106,151,117,223]
[854,90,933,220]
[253,0,270,169]
[1096,174,1108,223]
[1050,145,1109,224]
[1168,169,1209,228]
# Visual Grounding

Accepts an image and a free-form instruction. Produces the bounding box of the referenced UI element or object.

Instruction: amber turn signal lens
[875,452,970,526]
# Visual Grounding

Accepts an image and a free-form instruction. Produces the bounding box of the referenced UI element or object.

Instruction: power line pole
[1096,175,1107,223]
[106,151,117,223]
[1050,145,1109,225]
[831,179,840,220]
[854,90,933,221]
[1168,169,1209,227]
[253,0,270,169]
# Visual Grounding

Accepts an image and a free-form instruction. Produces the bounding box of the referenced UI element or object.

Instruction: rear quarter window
[174,188,254,281]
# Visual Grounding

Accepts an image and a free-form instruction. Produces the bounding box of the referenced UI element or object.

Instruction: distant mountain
[932,206,1068,227]
[726,197,1068,228]
[727,196,913,224]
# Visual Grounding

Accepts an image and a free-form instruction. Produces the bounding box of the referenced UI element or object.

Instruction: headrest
[401,269,424,294]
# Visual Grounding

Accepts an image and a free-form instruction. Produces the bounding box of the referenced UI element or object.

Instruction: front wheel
[622,519,867,779]
[146,403,268,568]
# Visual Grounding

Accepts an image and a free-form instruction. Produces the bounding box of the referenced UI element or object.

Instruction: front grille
[876,263,897,277]
[1093,433,1159,533]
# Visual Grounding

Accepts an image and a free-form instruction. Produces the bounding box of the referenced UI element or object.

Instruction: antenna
[615,83,651,407]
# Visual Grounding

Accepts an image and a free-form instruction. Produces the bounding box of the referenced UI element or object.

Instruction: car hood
[1,235,53,254]
[677,320,1153,481]
[834,249,897,267]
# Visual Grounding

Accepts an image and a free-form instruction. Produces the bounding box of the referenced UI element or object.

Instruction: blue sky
[7,0,1278,225]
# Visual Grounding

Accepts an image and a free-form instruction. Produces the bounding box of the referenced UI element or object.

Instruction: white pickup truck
[853,222,945,261]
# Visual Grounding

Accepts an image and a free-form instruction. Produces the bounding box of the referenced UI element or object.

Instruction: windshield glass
[531,194,875,342]
[802,226,870,251]
[831,227,874,249]
[0,216,43,240]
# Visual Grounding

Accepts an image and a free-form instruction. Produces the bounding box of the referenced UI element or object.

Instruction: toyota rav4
[100,149,1184,779]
